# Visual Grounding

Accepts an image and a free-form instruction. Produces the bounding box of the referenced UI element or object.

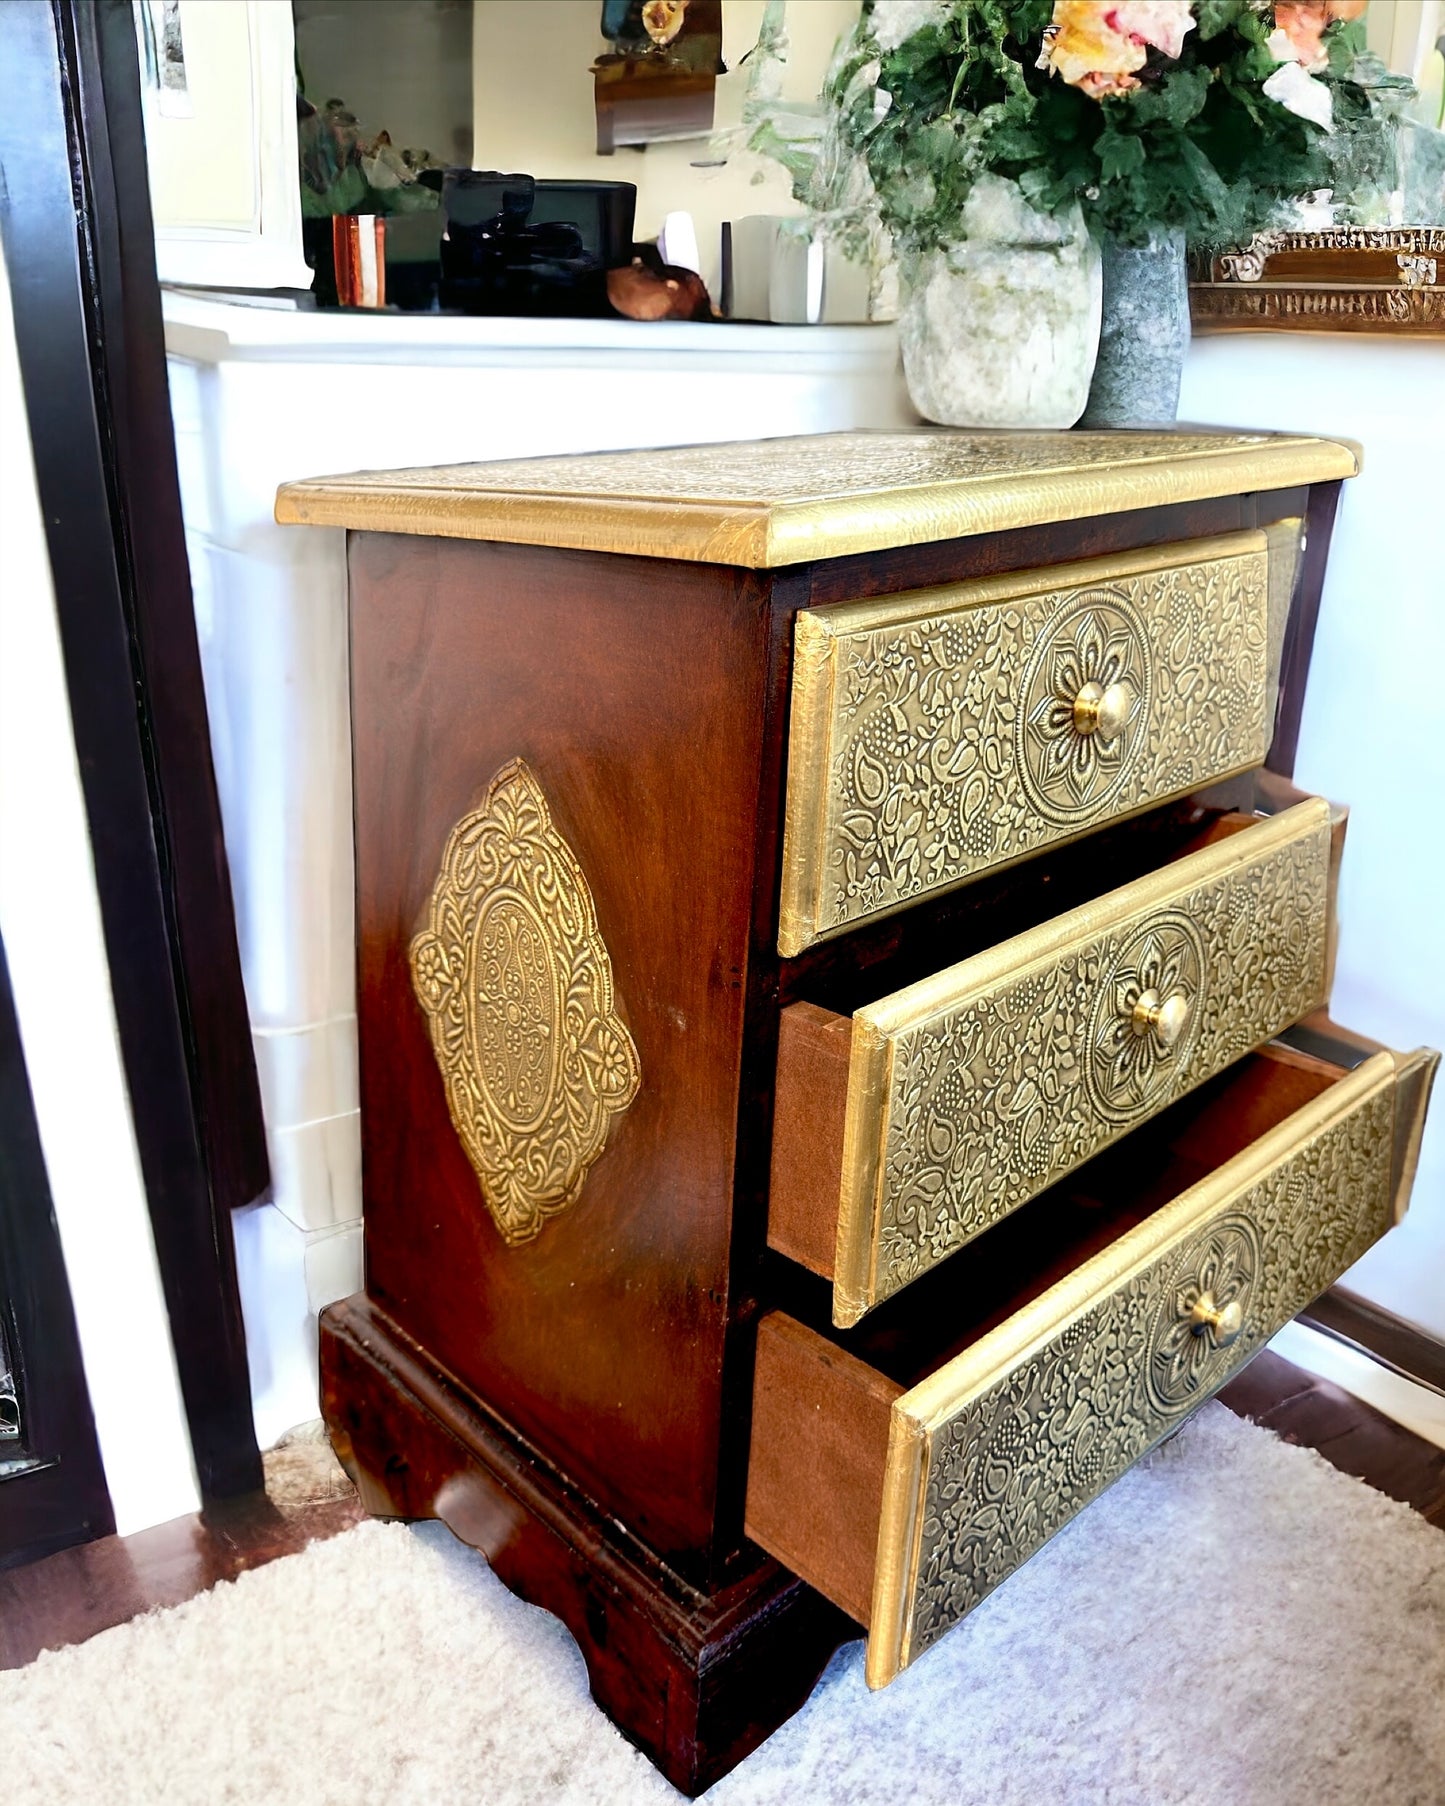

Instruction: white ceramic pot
[898,176,1102,429]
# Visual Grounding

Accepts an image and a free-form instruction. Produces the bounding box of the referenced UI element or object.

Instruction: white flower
[870,0,949,54]
[1262,57,1334,131]
[842,57,882,105]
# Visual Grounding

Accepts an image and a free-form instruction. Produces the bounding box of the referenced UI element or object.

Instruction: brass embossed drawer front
[867,1048,1422,1688]
[746,1041,1437,1692]
[779,533,1281,957]
[779,800,1334,1327]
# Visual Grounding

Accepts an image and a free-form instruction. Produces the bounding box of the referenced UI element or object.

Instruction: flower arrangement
[749,0,1395,254]
[297,95,440,219]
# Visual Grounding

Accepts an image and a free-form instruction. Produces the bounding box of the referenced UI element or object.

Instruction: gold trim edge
[274,438,1359,567]
[863,1047,1404,1689]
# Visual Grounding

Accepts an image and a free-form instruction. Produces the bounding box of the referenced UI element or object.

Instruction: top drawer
[778,529,1300,957]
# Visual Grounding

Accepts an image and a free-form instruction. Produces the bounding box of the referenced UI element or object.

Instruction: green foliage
[752,0,1368,253]
[1319,23,1418,222]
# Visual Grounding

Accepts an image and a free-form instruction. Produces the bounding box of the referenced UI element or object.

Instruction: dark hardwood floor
[1217,1349,1445,1527]
[2,1351,1440,1675]
[0,1439,365,1671]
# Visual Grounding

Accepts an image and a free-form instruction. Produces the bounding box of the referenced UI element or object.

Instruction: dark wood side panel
[768,1002,851,1280]
[1269,478,1343,779]
[348,532,769,1574]
[745,1311,896,1627]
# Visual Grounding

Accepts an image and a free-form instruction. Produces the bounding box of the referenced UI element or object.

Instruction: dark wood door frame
[0,936,116,1570]
[0,0,266,1498]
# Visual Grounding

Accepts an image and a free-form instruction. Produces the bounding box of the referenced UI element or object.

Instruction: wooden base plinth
[319,1296,854,1795]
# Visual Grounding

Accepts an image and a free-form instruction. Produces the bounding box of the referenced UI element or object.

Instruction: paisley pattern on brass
[1016,591,1150,824]
[779,536,1271,956]
[900,1079,1394,1671]
[860,815,1327,1312]
[1145,1216,1260,1415]
[410,759,640,1246]
[1085,912,1206,1123]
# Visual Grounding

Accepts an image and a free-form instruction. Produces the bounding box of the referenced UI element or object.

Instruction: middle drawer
[770,797,1338,1326]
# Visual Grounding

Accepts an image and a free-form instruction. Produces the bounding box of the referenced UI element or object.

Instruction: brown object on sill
[607,255,713,321]
[1191,228,1445,336]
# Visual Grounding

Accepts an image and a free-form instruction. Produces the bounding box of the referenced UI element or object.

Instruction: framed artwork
[592,0,725,154]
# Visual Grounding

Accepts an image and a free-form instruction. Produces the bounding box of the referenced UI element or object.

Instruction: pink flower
[1039,1,1195,99]
[1105,2,1196,60]
[1272,2,1369,74]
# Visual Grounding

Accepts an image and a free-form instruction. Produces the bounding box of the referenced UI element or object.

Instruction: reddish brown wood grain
[745,1312,895,1626]
[767,1003,852,1279]
[348,532,772,1577]
[333,480,1348,1787]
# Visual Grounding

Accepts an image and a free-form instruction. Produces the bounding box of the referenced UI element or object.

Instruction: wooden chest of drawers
[278,430,1435,1793]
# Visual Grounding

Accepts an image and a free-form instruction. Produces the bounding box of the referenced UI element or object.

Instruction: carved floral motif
[1016,592,1150,823]
[1085,911,1206,1122]
[1145,1215,1260,1414]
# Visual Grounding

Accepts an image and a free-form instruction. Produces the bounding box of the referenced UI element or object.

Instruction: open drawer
[747,1028,1437,1688]
[771,796,1343,1326]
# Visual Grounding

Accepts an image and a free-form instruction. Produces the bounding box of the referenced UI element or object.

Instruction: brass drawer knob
[1188,1291,1245,1348]
[1130,987,1191,1051]
[1071,678,1131,742]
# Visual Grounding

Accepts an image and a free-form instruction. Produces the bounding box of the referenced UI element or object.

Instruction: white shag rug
[7,1405,1444,1806]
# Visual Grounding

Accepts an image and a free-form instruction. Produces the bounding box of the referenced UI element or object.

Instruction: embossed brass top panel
[865,1047,1424,1688]
[832,799,1333,1325]
[780,532,1279,955]
[275,430,1358,566]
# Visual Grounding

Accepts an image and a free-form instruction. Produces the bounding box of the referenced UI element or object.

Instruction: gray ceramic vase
[1080,228,1189,428]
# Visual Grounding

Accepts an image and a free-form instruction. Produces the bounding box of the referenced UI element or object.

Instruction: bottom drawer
[746,1025,1436,1688]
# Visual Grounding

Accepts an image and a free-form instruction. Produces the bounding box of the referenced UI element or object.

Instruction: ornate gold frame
[1192,228,1445,336]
